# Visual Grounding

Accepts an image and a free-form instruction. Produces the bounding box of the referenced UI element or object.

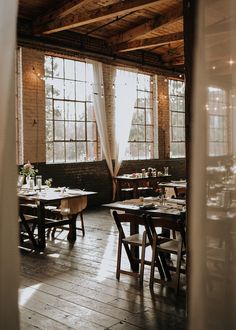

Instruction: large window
[45,56,98,163]
[115,69,155,160]
[207,86,228,156]
[169,79,185,158]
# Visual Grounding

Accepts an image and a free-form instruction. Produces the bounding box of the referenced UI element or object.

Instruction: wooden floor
[19,207,187,330]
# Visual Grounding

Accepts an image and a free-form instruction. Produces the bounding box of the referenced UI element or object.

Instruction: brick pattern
[19,47,186,206]
[158,76,170,159]
[22,48,45,163]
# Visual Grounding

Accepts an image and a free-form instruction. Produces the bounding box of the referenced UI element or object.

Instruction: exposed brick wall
[19,47,186,207]
[118,159,186,180]
[158,76,170,159]
[34,161,113,206]
[22,48,45,163]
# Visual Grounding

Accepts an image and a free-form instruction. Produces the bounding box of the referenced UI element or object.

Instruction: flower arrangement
[20,161,38,177]
[45,178,53,187]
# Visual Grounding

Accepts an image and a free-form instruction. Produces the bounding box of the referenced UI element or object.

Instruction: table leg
[133,182,138,199]
[130,221,139,271]
[37,201,46,251]
[67,215,77,242]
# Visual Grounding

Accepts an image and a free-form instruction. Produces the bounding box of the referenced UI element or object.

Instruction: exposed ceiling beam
[34,0,162,35]
[115,32,184,52]
[35,0,91,27]
[110,3,183,44]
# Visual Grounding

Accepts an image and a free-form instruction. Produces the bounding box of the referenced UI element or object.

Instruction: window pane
[87,103,95,121]
[76,122,85,140]
[53,78,64,99]
[46,143,53,163]
[146,108,152,124]
[76,102,85,120]
[87,142,97,161]
[55,121,64,140]
[46,121,53,142]
[146,126,153,141]
[65,142,76,162]
[138,125,145,141]
[133,109,144,125]
[65,80,75,100]
[54,142,64,162]
[65,122,75,141]
[86,82,93,101]
[77,142,86,161]
[46,99,53,120]
[138,74,150,91]
[65,59,75,80]
[86,64,93,83]
[87,122,96,140]
[137,91,145,107]
[138,143,146,159]
[45,80,53,98]
[76,81,86,101]
[45,56,52,77]
[54,100,64,120]
[53,57,64,78]
[65,101,75,120]
[129,125,139,141]
[76,61,86,81]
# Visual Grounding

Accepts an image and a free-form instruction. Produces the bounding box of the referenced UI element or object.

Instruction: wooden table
[113,174,172,200]
[158,181,187,189]
[18,188,97,251]
[102,198,186,275]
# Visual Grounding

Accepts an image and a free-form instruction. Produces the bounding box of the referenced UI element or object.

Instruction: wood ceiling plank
[110,2,183,44]
[115,31,184,52]
[36,0,92,24]
[34,0,163,34]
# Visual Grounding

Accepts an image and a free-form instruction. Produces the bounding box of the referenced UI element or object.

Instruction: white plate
[23,192,37,196]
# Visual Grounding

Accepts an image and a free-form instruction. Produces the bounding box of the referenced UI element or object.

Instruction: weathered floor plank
[19,207,186,330]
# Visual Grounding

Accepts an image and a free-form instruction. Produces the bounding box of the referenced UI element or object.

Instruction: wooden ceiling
[17,0,184,74]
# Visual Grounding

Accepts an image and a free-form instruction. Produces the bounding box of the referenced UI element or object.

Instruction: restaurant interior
[1,0,236,329]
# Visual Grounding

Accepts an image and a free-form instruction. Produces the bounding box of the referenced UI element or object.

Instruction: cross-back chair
[145,214,186,293]
[112,210,150,285]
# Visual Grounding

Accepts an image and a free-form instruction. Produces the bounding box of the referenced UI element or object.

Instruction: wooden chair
[48,196,87,238]
[112,210,150,285]
[19,209,38,250]
[174,187,186,199]
[120,187,134,200]
[145,215,186,293]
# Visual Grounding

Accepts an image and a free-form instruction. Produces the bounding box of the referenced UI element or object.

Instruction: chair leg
[149,235,157,289]
[175,242,183,294]
[116,236,122,280]
[139,232,147,285]
[78,212,85,236]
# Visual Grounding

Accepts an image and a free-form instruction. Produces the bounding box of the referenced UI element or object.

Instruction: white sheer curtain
[90,60,113,176]
[114,69,137,175]
[190,0,236,329]
[0,0,19,329]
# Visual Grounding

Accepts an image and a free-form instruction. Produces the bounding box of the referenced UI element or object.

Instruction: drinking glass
[164,167,169,175]
[29,177,35,190]
[17,175,24,189]
[36,175,42,190]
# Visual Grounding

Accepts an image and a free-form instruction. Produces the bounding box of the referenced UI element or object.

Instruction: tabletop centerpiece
[19,161,38,185]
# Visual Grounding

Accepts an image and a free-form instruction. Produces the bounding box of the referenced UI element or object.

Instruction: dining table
[113,174,172,200]
[18,187,97,251]
[102,197,186,275]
